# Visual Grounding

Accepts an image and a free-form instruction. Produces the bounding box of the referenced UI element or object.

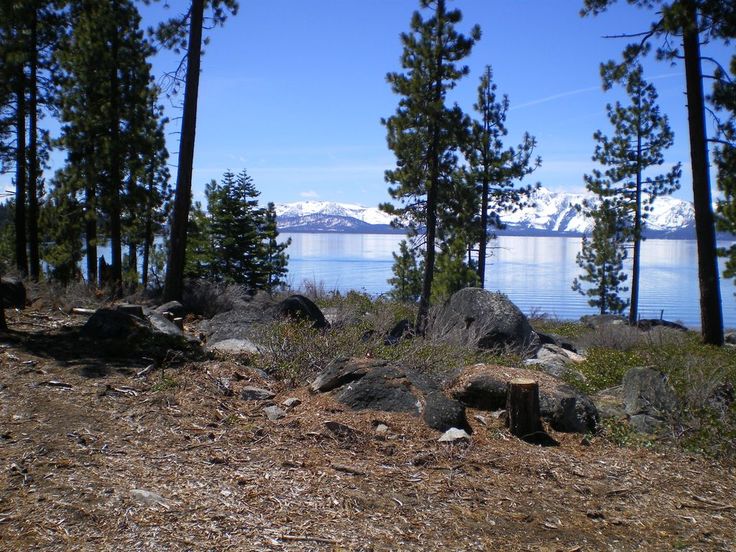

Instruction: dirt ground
[1,307,735,551]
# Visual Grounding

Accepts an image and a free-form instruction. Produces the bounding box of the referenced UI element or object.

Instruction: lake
[281,232,736,329]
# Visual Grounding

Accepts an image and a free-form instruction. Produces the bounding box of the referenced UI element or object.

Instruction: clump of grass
[182,280,250,318]
[151,374,179,392]
[575,348,644,393]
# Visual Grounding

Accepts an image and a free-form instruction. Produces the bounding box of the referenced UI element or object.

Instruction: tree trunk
[163,0,205,302]
[0,270,6,332]
[27,8,40,282]
[84,150,97,286]
[629,119,643,325]
[15,64,28,277]
[108,0,123,296]
[506,379,544,439]
[415,0,445,335]
[478,175,489,288]
[683,4,723,346]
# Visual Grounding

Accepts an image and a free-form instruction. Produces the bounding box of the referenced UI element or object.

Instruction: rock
[724,332,736,345]
[81,308,150,339]
[240,386,276,401]
[282,397,302,409]
[449,364,598,434]
[374,423,389,435]
[130,489,169,507]
[622,367,678,419]
[591,386,627,420]
[438,428,470,442]
[207,338,261,355]
[313,358,470,433]
[264,405,286,421]
[116,303,145,318]
[384,319,413,345]
[198,294,279,344]
[1,277,26,309]
[155,300,186,319]
[535,331,578,353]
[310,356,384,393]
[524,344,586,381]
[580,314,627,328]
[324,421,361,440]
[277,294,329,329]
[147,312,187,338]
[635,319,689,332]
[430,288,536,352]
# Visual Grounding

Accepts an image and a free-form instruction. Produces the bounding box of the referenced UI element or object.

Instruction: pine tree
[387,239,424,303]
[193,170,290,292]
[156,0,239,302]
[581,0,736,344]
[466,65,540,288]
[589,63,680,323]
[573,199,630,315]
[56,0,165,290]
[381,0,479,333]
[258,202,290,292]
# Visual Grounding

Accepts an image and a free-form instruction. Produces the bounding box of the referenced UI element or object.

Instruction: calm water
[282,232,736,329]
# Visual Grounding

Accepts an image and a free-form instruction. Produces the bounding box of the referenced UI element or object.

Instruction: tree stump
[506,378,558,446]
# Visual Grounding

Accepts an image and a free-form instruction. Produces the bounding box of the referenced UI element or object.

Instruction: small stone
[240,386,276,401]
[375,423,389,435]
[130,489,168,507]
[473,414,488,426]
[282,397,302,409]
[438,427,470,442]
[264,405,286,421]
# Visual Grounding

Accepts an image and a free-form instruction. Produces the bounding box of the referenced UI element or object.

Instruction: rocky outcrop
[448,364,598,434]
[277,294,329,329]
[311,357,470,433]
[523,344,586,381]
[430,288,537,353]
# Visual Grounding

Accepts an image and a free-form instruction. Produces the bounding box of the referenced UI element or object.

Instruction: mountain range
[275,187,699,238]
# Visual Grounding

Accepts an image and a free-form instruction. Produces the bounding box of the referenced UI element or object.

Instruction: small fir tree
[387,239,423,303]
[573,199,630,315]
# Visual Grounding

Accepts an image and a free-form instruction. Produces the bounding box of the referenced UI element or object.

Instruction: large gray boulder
[430,288,536,352]
[448,364,598,434]
[311,357,470,433]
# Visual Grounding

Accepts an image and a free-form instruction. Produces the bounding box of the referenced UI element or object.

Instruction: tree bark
[84,147,97,286]
[163,0,205,302]
[506,379,544,438]
[27,7,40,281]
[629,110,643,325]
[416,0,445,334]
[15,63,28,277]
[683,4,723,346]
[108,0,123,295]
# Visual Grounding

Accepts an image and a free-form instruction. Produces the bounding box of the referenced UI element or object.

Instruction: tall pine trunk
[683,4,723,345]
[15,65,28,277]
[629,107,643,325]
[164,0,205,302]
[108,1,123,295]
[416,0,446,334]
[477,173,489,288]
[84,147,97,286]
[27,8,40,282]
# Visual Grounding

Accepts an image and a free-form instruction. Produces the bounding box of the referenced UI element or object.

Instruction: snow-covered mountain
[275,188,697,238]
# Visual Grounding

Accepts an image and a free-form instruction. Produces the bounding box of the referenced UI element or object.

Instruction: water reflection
[283,232,736,329]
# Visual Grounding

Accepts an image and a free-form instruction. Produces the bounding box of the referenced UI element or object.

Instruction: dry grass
[1,307,736,551]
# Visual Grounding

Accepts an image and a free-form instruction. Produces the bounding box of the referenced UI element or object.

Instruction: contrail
[511,72,680,111]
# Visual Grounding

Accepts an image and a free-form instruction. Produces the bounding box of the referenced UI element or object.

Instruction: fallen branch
[278,534,341,545]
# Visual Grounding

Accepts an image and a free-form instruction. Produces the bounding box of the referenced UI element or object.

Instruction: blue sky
[6,1,729,208]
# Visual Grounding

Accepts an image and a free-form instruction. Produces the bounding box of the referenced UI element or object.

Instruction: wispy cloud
[512,85,601,110]
[512,73,680,111]
[300,190,319,198]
